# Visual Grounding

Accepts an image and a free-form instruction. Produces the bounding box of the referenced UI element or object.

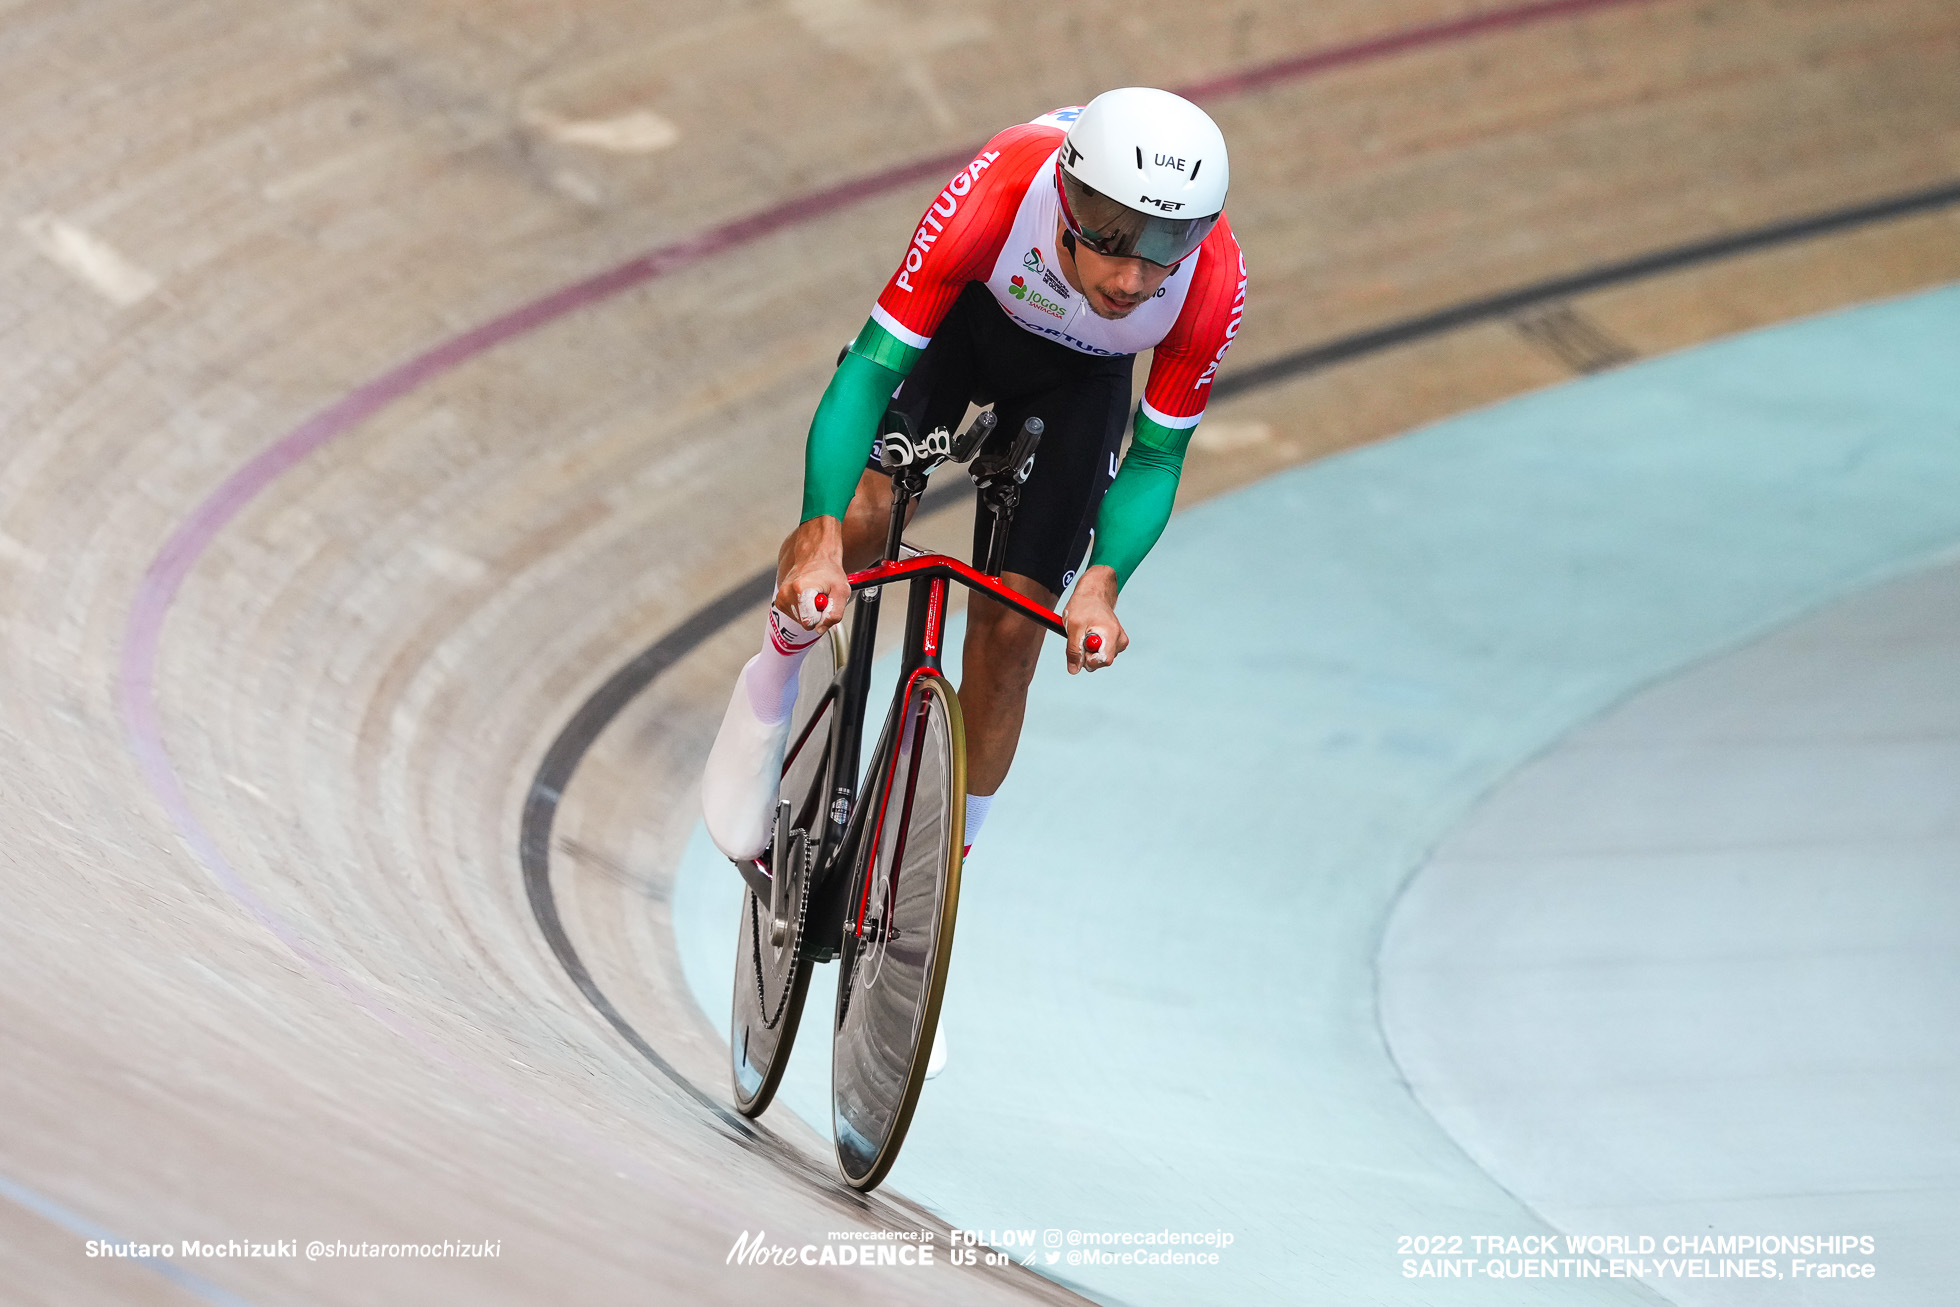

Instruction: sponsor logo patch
[1008,277,1068,320]
[1008,275,1067,319]
[1026,246,1071,299]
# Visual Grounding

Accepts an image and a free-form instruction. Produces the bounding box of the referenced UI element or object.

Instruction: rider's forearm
[800,318,922,523]
[1086,410,1193,587]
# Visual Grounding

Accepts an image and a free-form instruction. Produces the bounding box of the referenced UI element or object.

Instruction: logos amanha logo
[1006,274,1066,319]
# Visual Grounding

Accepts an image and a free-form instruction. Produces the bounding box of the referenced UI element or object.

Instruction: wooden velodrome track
[3,0,1957,1300]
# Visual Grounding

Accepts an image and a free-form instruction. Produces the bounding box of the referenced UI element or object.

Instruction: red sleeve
[1139,216,1246,427]
[869,124,1061,348]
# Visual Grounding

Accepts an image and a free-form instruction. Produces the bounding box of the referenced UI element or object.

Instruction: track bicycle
[727,405,1091,1191]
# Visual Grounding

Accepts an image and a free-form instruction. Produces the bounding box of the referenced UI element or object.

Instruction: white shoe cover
[924,1021,947,1079]
[701,674,792,862]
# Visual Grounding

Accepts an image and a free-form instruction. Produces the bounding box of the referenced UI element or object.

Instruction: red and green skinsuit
[802,108,1248,587]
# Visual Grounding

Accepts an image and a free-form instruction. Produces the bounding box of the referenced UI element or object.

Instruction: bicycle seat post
[876,411,943,566]
[885,476,913,568]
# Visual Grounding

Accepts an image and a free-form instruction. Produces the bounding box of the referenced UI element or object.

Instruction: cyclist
[703,85,1246,912]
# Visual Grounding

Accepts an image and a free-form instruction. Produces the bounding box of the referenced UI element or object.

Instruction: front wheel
[730,627,843,1117]
[832,671,965,1191]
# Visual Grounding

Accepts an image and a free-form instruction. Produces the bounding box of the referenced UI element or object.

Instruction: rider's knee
[842,471,894,563]
[845,472,888,525]
[969,607,1045,684]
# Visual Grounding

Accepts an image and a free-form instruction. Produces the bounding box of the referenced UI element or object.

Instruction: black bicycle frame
[770,456,1065,963]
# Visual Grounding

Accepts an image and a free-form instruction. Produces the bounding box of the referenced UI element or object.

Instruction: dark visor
[1057,165,1217,267]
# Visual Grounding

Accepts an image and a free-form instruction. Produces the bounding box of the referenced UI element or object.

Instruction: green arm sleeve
[800,317,922,522]
[1085,410,1195,588]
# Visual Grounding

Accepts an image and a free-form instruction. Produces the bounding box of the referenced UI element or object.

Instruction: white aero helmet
[1057,87,1228,267]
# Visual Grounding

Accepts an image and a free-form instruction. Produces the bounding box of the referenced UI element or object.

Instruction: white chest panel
[983,149,1194,357]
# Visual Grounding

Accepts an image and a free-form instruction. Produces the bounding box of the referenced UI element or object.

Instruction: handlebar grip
[950,408,997,463]
[1007,416,1044,485]
[1083,631,1103,655]
[813,592,829,612]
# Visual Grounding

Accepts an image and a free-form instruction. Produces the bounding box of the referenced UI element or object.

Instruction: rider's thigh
[842,468,918,569]
[965,570,1056,682]
[968,568,1056,614]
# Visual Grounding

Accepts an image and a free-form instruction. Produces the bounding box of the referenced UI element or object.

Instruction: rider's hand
[1062,565,1128,674]
[776,516,849,633]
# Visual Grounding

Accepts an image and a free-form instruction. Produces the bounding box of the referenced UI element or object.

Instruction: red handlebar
[1083,632,1104,655]
[813,592,828,612]
[846,554,1067,637]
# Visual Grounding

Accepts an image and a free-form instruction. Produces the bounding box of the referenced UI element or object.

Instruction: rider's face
[1060,232,1176,319]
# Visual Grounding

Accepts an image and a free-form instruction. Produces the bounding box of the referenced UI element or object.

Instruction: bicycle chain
[747,826,812,1031]
[749,648,834,1037]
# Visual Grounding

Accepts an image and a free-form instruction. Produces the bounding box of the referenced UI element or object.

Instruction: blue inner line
[0,1170,257,1306]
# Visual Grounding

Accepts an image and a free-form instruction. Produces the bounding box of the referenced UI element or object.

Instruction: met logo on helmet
[1138,195,1184,212]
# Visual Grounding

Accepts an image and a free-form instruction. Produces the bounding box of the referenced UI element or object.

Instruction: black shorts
[876,282,1134,595]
